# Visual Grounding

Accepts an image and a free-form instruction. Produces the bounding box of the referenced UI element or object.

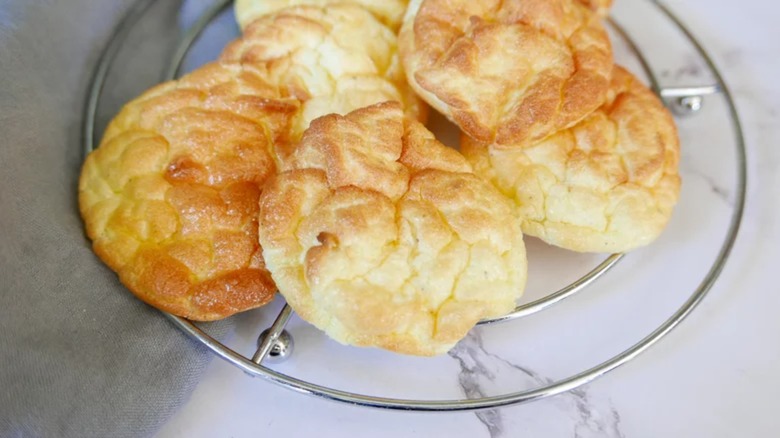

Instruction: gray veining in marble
[659,53,709,82]
[156,2,780,436]
[681,162,734,205]
[449,329,624,438]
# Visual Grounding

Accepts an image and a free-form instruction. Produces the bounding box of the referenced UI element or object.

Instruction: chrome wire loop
[84,0,746,411]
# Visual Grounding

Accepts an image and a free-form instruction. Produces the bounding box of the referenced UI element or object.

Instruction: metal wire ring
[83,0,747,411]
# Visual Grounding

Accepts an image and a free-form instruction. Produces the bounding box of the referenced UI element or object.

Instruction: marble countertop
[157,1,780,436]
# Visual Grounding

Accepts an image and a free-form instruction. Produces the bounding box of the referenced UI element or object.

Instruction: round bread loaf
[399,0,613,147]
[259,102,527,355]
[462,66,680,253]
[81,2,425,321]
[222,4,426,162]
[235,0,409,31]
[79,63,299,320]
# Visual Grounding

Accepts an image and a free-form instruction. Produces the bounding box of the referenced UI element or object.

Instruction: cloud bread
[79,62,300,320]
[462,66,680,253]
[235,0,409,31]
[399,0,613,147]
[222,4,426,162]
[258,102,527,355]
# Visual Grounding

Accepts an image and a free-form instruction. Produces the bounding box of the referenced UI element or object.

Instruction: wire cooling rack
[83,0,746,411]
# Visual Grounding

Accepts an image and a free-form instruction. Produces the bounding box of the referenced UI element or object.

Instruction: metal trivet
[83,0,747,411]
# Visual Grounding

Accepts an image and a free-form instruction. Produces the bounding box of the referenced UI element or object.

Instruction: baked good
[79,63,299,320]
[399,0,613,147]
[235,0,409,31]
[462,66,680,253]
[258,102,527,355]
[223,4,426,162]
[81,2,426,321]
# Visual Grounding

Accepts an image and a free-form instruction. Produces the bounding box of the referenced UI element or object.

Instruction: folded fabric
[0,1,232,436]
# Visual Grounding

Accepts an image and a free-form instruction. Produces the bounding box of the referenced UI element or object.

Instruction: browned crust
[462,66,681,252]
[79,63,300,320]
[222,4,427,152]
[259,102,527,355]
[400,0,613,147]
[81,2,433,320]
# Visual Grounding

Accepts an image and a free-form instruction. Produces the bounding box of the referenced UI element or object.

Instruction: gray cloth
[0,1,232,436]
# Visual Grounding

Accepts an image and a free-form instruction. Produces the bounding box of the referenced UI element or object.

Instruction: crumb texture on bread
[463,67,680,253]
[399,0,612,147]
[223,4,426,161]
[78,63,299,320]
[259,102,527,355]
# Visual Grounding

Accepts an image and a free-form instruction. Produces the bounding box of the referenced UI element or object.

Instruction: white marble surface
[158,1,780,436]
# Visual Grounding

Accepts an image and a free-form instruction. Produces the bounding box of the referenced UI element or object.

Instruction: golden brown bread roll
[258,102,527,355]
[399,0,613,147]
[79,63,299,320]
[235,0,410,31]
[81,0,427,321]
[462,66,680,253]
[222,4,426,162]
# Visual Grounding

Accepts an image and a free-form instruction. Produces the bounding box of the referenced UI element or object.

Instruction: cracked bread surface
[78,63,299,320]
[80,3,428,321]
[399,0,613,148]
[462,66,680,253]
[259,102,527,355]
[223,4,426,163]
